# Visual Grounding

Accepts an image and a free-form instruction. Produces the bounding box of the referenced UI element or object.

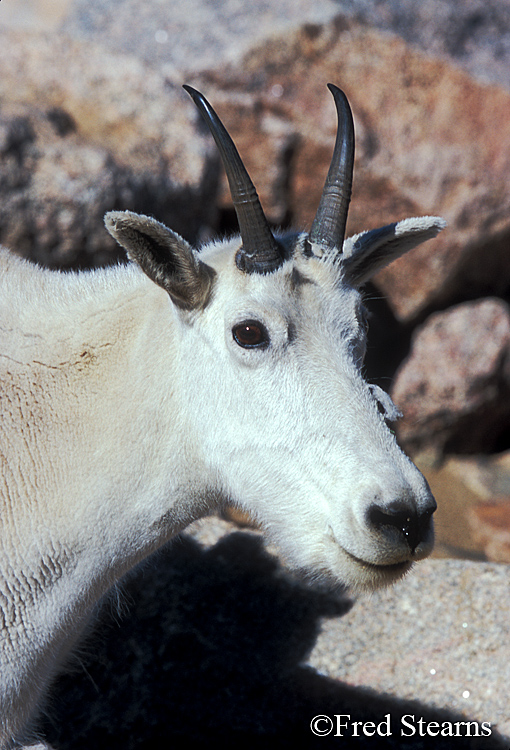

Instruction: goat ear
[341,216,446,287]
[104,211,215,310]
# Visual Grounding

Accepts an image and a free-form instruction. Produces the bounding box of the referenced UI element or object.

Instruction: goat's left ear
[104,211,215,310]
[341,216,446,287]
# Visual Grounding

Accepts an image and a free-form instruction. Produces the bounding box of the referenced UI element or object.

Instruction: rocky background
[2,0,510,746]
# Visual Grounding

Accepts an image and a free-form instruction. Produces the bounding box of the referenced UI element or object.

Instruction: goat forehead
[199,233,340,288]
[202,239,360,322]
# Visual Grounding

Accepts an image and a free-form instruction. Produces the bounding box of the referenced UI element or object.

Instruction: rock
[1,0,69,31]
[60,0,339,74]
[344,0,510,90]
[0,29,217,266]
[445,452,510,562]
[4,2,510,320]
[400,449,510,564]
[469,500,510,563]
[198,18,510,322]
[309,556,510,743]
[11,0,510,92]
[391,299,510,454]
[412,451,510,561]
[413,455,489,561]
[412,449,510,562]
[445,450,510,499]
[57,0,510,91]
[0,104,124,267]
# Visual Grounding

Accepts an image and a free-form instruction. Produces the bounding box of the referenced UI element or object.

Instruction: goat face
[106,85,443,591]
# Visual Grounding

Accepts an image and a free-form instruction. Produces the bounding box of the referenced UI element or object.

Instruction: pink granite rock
[392,299,510,453]
[194,17,510,321]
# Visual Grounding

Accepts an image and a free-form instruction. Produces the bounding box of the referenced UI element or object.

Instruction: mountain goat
[0,83,444,748]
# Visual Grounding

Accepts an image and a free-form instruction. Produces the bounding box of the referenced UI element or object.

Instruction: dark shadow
[40,531,507,749]
[362,282,414,389]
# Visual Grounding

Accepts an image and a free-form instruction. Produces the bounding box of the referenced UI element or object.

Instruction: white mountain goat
[0,83,444,748]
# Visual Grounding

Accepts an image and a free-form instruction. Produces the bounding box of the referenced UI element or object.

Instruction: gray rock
[59,0,340,73]
[309,556,510,743]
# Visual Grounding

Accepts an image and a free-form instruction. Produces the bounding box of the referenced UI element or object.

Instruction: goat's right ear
[104,211,215,310]
[341,216,446,287]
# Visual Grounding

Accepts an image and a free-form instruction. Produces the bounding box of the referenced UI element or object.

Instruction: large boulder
[193,20,510,322]
[3,1,510,320]
[391,299,510,454]
[0,29,217,267]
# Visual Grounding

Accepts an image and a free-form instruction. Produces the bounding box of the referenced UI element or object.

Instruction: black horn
[183,85,284,274]
[308,84,355,256]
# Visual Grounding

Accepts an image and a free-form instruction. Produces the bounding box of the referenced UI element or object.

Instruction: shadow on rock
[41,531,507,749]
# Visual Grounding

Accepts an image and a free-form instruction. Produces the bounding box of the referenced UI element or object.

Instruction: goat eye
[232,320,269,349]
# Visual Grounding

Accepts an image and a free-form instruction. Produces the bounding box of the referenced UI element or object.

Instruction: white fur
[0,214,443,748]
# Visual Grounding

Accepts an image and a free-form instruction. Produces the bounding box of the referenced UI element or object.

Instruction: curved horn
[309,84,355,256]
[183,85,284,274]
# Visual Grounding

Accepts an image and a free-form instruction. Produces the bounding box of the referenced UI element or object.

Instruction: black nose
[368,500,436,553]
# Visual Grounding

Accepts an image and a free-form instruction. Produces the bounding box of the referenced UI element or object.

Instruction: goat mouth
[325,529,413,582]
[343,547,412,576]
